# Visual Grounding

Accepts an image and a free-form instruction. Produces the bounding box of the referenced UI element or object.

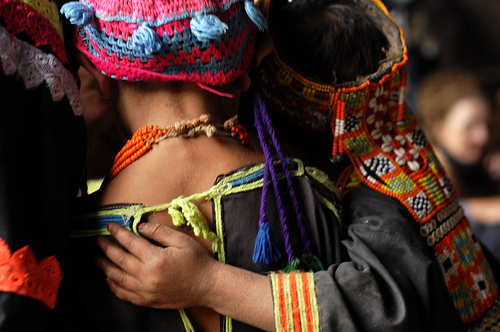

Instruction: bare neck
[114,80,240,137]
[100,79,263,207]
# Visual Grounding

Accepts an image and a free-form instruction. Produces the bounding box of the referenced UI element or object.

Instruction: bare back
[98,130,264,331]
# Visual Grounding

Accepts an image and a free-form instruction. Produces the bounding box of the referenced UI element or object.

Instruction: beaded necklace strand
[108,114,252,179]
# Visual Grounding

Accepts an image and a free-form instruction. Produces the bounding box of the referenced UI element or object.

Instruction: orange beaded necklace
[108,115,252,179]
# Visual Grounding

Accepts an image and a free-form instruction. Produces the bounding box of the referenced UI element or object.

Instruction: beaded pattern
[258,51,333,132]
[257,0,500,326]
[109,115,252,179]
[69,0,260,84]
[335,66,499,324]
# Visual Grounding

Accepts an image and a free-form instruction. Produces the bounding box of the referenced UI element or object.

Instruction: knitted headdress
[257,0,500,329]
[61,0,267,84]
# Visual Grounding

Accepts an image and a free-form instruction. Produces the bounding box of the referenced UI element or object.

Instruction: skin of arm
[96,222,275,331]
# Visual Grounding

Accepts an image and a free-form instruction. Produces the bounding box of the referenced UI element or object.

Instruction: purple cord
[254,100,295,263]
[258,141,270,225]
[253,88,313,255]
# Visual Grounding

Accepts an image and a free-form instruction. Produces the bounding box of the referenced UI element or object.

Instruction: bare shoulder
[98,137,263,206]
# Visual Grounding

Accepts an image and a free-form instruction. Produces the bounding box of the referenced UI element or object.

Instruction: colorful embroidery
[335,77,499,325]
[270,272,320,332]
[258,51,334,133]
[256,0,500,327]
[432,209,498,322]
[0,238,62,309]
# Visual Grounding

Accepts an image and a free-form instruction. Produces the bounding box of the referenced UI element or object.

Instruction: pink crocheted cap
[61,0,267,85]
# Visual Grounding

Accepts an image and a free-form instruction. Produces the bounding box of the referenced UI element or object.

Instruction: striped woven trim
[270,272,320,332]
[72,159,305,238]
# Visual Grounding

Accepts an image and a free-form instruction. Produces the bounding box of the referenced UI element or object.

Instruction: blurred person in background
[418,69,500,261]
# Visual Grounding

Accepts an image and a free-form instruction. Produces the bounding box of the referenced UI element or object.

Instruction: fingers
[96,235,143,277]
[136,222,198,249]
[105,278,157,308]
[108,221,204,253]
[106,222,161,261]
[94,253,142,293]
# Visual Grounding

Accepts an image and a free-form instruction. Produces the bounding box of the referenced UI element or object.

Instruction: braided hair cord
[252,79,321,270]
[253,95,293,263]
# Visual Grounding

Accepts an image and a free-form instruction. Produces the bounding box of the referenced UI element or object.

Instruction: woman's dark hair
[269,0,389,84]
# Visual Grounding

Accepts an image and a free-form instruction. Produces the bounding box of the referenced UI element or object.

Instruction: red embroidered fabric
[0,0,68,65]
[0,238,62,309]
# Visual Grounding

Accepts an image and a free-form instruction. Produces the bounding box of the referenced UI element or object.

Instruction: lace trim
[0,237,63,309]
[0,0,67,64]
[0,26,82,115]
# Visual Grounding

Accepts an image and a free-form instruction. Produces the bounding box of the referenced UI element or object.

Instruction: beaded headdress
[60,0,267,85]
[257,0,500,329]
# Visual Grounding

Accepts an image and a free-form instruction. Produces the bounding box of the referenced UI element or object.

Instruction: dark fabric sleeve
[270,184,467,331]
[0,71,87,330]
[313,185,466,331]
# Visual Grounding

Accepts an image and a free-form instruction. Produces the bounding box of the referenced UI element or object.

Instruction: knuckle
[146,251,162,269]
[145,274,161,289]
[117,253,127,268]
[116,272,127,287]
[121,233,135,248]
[122,292,134,304]
[149,223,163,237]
[97,237,110,252]
[142,292,157,304]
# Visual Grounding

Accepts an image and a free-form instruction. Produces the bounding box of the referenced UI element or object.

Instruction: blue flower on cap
[244,0,267,32]
[60,2,94,28]
[132,24,162,55]
[190,13,229,43]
